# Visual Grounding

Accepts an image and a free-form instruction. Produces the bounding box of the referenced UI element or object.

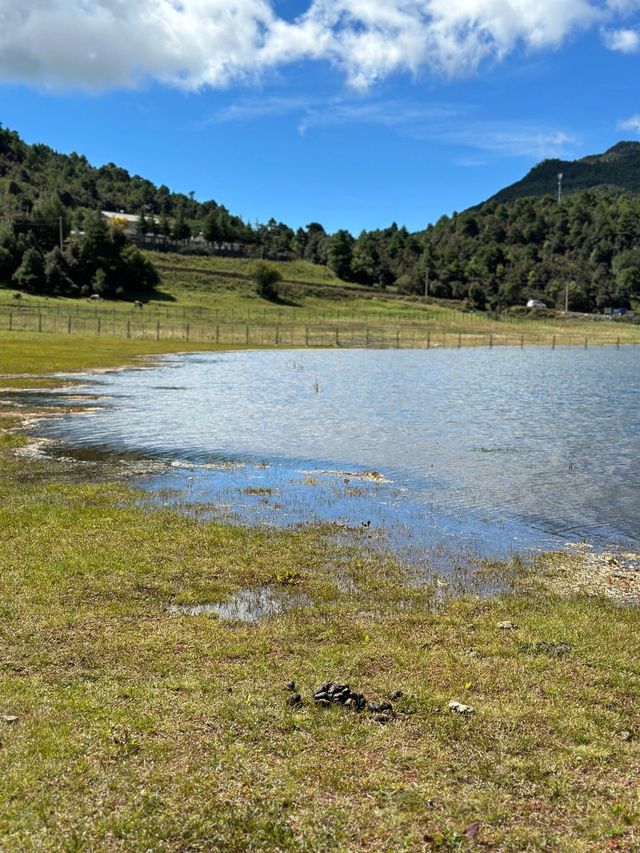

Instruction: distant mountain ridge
[488,142,640,204]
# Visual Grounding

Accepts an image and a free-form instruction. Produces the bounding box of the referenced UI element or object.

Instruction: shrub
[252,262,282,301]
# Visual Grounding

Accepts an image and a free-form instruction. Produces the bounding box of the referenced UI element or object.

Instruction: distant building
[101,211,159,235]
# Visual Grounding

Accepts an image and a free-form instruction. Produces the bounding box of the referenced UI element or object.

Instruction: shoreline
[2,343,638,606]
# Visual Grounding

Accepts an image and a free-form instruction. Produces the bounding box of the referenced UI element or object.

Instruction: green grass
[150,251,346,284]
[0,332,231,378]
[2,252,640,348]
[0,339,639,849]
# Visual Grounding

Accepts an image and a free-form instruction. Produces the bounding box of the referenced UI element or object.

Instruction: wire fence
[0,298,638,331]
[1,307,638,350]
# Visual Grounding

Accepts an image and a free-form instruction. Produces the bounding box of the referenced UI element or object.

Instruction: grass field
[0,334,639,849]
[1,253,639,350]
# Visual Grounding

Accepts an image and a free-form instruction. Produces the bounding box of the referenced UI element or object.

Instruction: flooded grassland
[1,334,640,851]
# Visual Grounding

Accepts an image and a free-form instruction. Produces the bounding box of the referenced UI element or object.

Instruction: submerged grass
[0,339,639,850]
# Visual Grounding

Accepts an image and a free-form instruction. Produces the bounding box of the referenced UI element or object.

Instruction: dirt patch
[545,544,640,605]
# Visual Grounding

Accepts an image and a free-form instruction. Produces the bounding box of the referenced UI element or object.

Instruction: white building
[101,211,159,235]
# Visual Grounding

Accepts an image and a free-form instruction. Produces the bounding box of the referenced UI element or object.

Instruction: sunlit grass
[1,253,639,350]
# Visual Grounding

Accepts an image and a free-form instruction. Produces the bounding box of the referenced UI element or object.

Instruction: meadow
[1,252,639,349]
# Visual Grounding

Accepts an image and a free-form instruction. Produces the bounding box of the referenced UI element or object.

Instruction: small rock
[285,680,296,691]
[534,641,572,657]
[314,698,331,708]
[350,692,366,710]
[372,713,392,724]
[620,730,634,742]
[389,690,404,701]
[286,693,302,707]
[1,715,18,724]
[448,701,474,716]
[498,621,517,630]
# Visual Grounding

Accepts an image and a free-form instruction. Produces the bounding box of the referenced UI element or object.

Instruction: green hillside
[2,124,640,315]
[488,142,640,204]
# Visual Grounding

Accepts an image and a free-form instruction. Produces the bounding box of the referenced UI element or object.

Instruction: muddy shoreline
[2,358,639,606]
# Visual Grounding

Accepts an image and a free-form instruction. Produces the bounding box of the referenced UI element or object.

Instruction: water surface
[37,347,640,566]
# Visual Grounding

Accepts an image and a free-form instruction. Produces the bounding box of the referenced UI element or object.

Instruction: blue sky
[1,1,640,233]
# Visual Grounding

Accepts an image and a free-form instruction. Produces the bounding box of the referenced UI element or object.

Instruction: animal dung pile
[285,680,401,723]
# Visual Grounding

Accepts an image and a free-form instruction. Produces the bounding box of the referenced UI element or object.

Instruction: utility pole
[558,173,566,310]
[59,217,64,252]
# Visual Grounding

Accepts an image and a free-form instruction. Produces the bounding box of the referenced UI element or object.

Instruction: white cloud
[619,114,640,132]
[0,0,635,92]
[211,95,575,159]
[443,128,574,158]
[603,26,640,50]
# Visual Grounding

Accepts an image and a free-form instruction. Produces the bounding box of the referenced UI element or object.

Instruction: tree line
[2,124,640,310]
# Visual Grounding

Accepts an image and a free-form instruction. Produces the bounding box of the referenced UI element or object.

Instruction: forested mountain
[488,142,640,204]
[1,124,202,218]
[413,192,640,310]
[1,123,640,312]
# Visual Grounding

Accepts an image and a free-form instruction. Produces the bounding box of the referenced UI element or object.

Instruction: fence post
[336,327,339,346]
[552,335,556,350]
[458,333,461,349]
[156,320,160,341]
[366,328,370,347]
[245,324,249,345]
[8,312,11,331]
[584,336,588,349]
[186,323,190,342]
[427,331,430,349]
[489,333,493,348]
[276,325,280,346]
[520,335,524,349]
[616,337,620,350]
[305,326,309,347]
[38,314,42,333]
[215,325,220,344]
[127,320,131,339]
[68,316,72,334]
[97,317,101,335]
[396,329,400,348]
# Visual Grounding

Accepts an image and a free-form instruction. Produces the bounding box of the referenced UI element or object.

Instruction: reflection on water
[35,347,640,562]
[166,585,311,621]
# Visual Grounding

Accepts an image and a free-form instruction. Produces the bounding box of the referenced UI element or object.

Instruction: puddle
[165,585,312,622]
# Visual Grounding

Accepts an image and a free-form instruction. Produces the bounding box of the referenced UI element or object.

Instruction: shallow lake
[38,346,640,567]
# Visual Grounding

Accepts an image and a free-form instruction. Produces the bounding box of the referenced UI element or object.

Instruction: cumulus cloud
[0,0,636,91]
[602,26,640,50]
